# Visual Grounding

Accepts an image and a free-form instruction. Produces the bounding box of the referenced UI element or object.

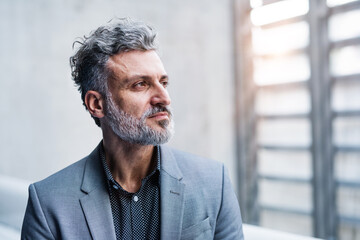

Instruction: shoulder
[33,143,101,193]
[35,157,87,186]
[31,156,88,198]
[162,144,223,167]
[160,145,225,186]
[170,147,223,171]
[23,149,101,239]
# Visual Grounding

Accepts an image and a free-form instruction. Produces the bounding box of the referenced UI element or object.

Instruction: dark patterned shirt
[100,144,161,240]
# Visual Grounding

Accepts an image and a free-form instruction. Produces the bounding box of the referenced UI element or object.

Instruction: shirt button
[133,195,139,202]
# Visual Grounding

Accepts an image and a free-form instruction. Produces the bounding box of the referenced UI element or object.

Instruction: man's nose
[150,83,171,106]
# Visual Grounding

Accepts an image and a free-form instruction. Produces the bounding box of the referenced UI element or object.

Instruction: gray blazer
[21,143,244,240]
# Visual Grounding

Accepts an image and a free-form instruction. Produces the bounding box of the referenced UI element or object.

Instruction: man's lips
[148,112,169,120]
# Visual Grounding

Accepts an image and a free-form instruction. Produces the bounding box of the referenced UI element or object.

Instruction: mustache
[142,105,172,119]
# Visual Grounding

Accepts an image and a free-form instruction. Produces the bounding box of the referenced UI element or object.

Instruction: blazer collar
[80,142,106,193]
[159,145,185,240]
[159,145,183,180]
[80,142,116,240]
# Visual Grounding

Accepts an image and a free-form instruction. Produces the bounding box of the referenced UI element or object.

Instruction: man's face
[103,50,174,145]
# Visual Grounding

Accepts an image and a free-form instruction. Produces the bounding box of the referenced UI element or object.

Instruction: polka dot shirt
[100,144,161,240]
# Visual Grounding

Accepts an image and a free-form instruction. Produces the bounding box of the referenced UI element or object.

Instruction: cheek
[115,92,152,116]
[123,100,150,118]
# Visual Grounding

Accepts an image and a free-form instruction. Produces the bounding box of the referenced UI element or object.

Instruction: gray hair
[70,18,158,126]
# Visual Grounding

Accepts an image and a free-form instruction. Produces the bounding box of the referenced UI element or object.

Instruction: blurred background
[0,0,360,239]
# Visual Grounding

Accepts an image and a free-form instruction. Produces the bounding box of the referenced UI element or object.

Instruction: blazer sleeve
[214,164,244,240]
[21,184,55,240]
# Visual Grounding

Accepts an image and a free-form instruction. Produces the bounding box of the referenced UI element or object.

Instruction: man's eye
[161,81,169,88]
[133,81,147,89]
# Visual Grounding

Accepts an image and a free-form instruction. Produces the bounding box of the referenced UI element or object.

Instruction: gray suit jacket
[21,143,244,240]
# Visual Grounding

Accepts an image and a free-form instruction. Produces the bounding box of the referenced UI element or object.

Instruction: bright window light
[330,45,360,76]
[256,86,310,115]
[329,9,360,41]
[254,54,310,85]
[251,0,309,26]
[332,80,360,111]
[252,21,309,55]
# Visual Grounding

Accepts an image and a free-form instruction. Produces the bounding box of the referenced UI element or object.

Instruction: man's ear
[84,91,105,119]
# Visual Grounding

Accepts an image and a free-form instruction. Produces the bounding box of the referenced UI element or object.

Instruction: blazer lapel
[79,143,116,240]
[160,145,185,240]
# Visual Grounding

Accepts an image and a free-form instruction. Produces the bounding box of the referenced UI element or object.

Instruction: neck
[102,128,156,193]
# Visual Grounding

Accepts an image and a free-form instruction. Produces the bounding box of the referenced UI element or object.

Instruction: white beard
[104,95,174,145]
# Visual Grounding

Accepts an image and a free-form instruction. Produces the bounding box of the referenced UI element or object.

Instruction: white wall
[0,0,238,191]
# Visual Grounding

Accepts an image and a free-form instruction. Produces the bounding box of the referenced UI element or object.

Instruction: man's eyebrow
[125,74,169,83]
[160,75,169,80]
[121,75,146,84]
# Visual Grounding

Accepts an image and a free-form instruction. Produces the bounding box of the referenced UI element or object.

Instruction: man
[21,18,244,240]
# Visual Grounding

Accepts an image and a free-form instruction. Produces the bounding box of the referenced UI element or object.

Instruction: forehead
[106,50,166,81]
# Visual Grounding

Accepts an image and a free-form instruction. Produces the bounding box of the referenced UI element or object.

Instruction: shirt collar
[99,142,161,187]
